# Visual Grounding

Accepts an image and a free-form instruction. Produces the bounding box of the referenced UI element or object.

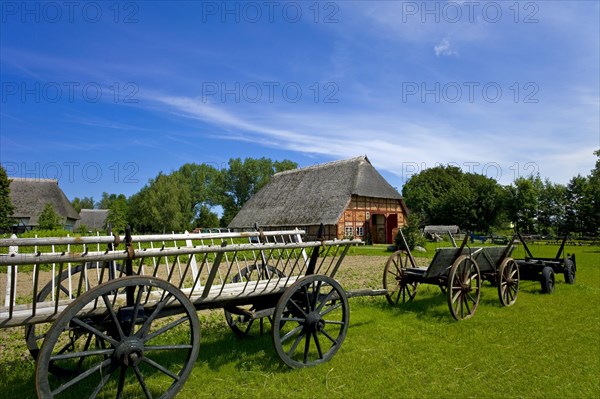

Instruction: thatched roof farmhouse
[229,156,408,243]
[9,178,79,231]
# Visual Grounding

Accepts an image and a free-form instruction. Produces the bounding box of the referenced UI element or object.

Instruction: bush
[395,213,425,251]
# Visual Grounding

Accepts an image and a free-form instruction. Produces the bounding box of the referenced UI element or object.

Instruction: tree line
[71,158,297,233]
[402,151,599,236]
[1,152,598,237]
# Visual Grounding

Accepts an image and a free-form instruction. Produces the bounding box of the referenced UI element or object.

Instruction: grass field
[0,242,598,398]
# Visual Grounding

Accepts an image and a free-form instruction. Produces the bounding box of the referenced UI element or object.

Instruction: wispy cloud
[147,92,598,185]
[434,38,458,57]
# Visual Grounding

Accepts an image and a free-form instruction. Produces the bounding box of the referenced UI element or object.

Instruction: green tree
[565,175,593,236]
[106,195,128,233]
[395,212,425,251]
[71,196,95,213]
[538,179,567,236]
[177,163,221,221]
[130,172,193,233]
[194,204,220,228]
[463,173,506,233]
[505,176,542,233]
[402,165,505,233]
[97,193,124,209]
[219,157,297,226]
[587,150,600,235]
[127,187,152,233]
[0,166,15,232]
[37,203,62,230]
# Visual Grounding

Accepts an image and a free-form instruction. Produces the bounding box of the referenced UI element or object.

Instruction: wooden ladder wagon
[383,232,520,320]
[0,226,361,398]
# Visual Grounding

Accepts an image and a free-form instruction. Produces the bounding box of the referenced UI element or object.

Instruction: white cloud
[434,38,458,57]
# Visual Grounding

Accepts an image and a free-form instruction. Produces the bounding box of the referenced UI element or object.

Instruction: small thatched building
[74,209,109,232]
[9,178,79,232]
[228,156,408,243]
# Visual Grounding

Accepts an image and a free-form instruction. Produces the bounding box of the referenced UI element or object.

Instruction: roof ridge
[274,155,368,177]
[9,177,58,183]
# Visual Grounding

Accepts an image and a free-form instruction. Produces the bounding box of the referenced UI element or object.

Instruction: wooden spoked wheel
[224,264,285,338]
[25,262,124,376]
[36,276,200,399]
[447,256,481,321]
[383,250,418,305]
[272,275,349,368]
[497,258,520,307]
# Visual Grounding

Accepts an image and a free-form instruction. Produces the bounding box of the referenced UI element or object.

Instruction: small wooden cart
[383,232,520,320]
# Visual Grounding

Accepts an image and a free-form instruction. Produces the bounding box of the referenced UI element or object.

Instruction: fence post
[4,234,18,307]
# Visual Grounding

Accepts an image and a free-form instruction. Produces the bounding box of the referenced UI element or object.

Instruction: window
[356,226,364,236]
[344,226,353,238]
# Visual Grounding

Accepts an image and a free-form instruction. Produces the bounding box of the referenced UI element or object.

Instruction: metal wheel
[497,258,519,307]
[383,250,418,305]
[564,258,575,284]
[272,275,349,368]
[541,266,555,294]
[36,276,200,399]
[447,255,481,321]
[25,262,124,376]
[224,264,285,338]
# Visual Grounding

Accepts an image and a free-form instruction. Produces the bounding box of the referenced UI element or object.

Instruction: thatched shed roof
[423,225,460,234]
[9,178,79,225]
[229,155,404,229]
[74,209,109,231]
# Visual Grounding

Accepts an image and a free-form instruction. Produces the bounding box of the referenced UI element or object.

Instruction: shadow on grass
[196,329,291,373]
[364,290,458,322]
[0,359,37,398]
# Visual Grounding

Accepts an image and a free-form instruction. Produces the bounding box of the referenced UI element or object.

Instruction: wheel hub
[305,312,324,332]
[114,338,144,367]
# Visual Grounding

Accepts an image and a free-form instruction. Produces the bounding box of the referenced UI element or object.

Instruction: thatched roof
[423,225,460,234]
[74,209,109,231]
[9,178,79,225]
[229,155,404,229]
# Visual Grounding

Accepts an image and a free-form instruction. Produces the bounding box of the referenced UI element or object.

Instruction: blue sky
[1,0,599,203]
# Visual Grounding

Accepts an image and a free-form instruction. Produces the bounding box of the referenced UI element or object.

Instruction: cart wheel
[564,258,575,284]
[272,275,349,368]
[36,276,200,399]
[224,264,285,338]
[383,250,418,305]
[497,258,519,307]
[25,262,124,375]
[447,255,481,321]
[541,266,555,294]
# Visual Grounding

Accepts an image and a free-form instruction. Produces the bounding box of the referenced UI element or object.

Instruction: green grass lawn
[0,243,598,398]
